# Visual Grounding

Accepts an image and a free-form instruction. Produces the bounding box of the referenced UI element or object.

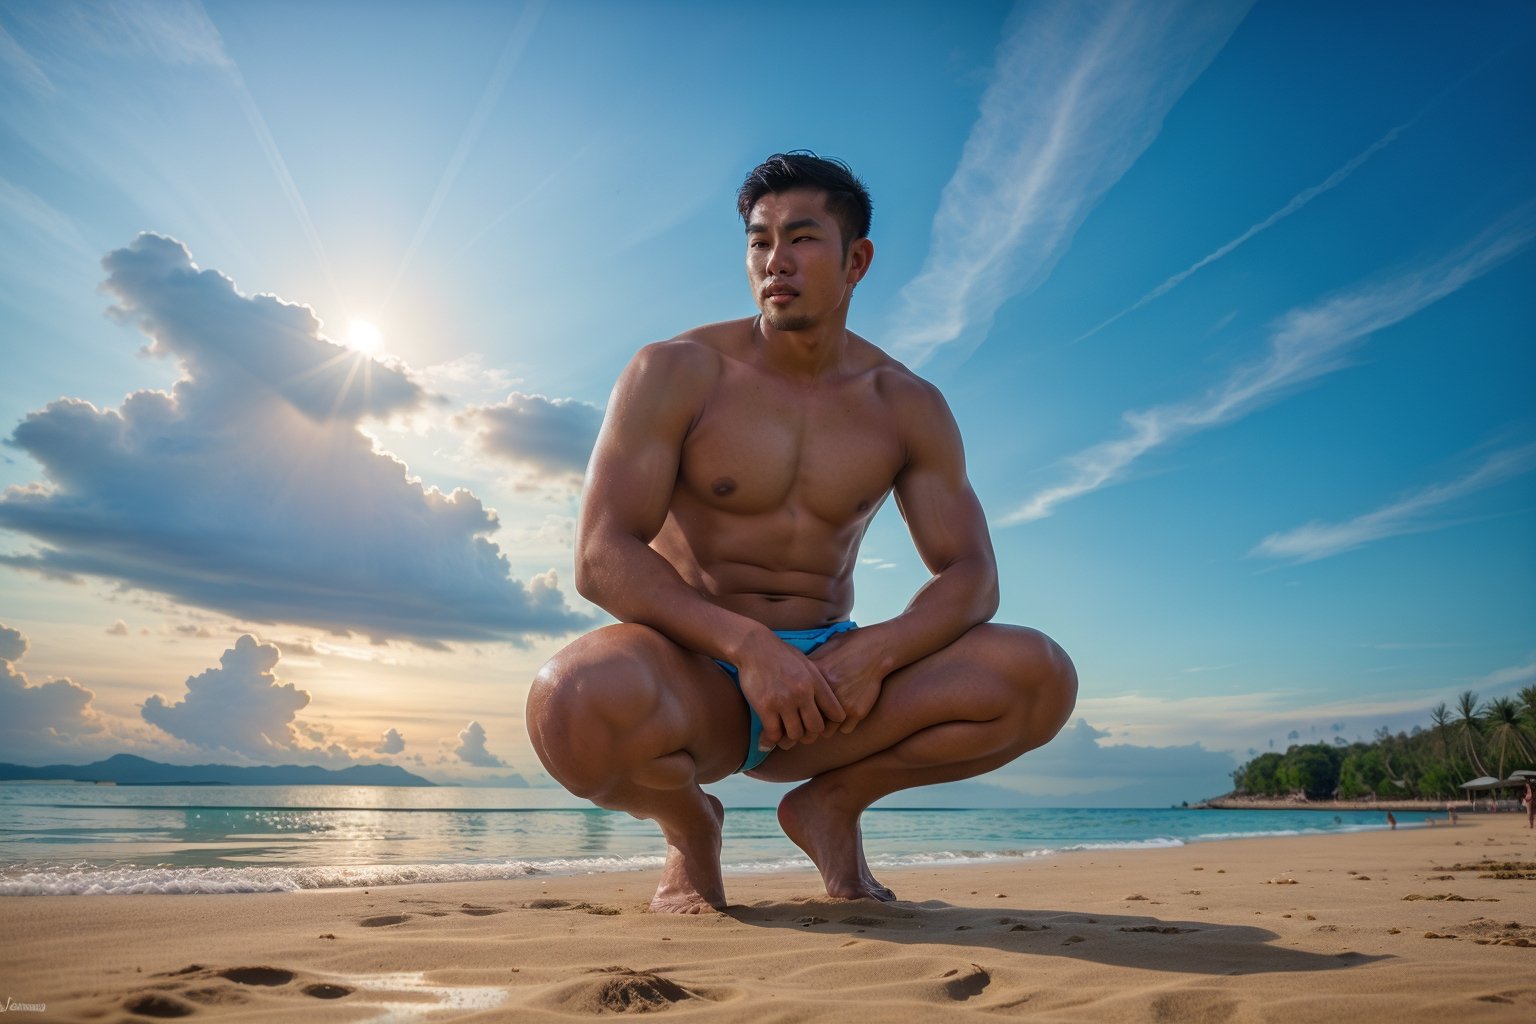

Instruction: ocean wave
[0,855,668,896]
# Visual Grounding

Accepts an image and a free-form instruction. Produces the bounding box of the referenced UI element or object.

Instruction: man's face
[745,189,861,332]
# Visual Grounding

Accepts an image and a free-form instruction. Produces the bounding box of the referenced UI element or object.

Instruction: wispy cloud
[999,205,1536,526]
[0,21,53,94]
[1252,443,1536,562]
[887,0,1251,366]
[1072,121,1408,345]
[0,177,95,259]
[1068,37,1517,346]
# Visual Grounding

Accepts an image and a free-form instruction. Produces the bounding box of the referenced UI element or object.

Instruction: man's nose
[767,241,794,276]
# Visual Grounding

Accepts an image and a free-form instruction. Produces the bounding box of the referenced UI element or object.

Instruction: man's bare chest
[678,376,904,523]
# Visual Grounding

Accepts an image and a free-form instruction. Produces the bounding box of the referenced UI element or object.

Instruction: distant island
[0,752,437,787]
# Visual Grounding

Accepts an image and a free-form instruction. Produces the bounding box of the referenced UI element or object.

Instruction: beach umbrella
[1460,776,1502,810]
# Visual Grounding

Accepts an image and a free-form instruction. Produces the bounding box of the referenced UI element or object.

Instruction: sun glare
[346,319,384,355]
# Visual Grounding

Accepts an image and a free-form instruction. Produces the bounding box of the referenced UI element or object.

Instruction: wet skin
[527,189,1077,912]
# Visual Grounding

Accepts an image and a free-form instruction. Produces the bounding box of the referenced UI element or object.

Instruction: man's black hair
[737,151,872,254]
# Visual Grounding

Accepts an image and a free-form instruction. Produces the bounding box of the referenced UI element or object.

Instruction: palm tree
[1483,696,1534,781]
[1453,690,1490,779]
[1430,701,1458,774]
[1518,684,1536,743]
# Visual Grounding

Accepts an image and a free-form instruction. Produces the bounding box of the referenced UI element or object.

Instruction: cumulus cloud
[375,727,406,755]
[888,0,1251,365]
[141,634,314,758]
[0,622,27,662]
[1019,718,1235,785]
[461,391,602,484]
[106,619,128,636]
[1,623,107,761]
[0,235,594,644]
[454,720,507,767]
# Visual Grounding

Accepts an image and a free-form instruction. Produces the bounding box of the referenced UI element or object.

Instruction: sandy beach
[3,815,1532,1022]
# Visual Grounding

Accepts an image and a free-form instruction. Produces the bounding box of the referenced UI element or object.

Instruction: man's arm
[576,341,844,750]
[811,376,999,732]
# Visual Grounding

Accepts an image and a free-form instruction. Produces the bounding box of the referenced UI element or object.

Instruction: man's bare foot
[650,792,727,914]
[778,781,896,901]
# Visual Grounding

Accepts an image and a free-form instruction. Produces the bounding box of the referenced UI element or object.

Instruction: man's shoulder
[848,333,949,411]
[626,318,752,379]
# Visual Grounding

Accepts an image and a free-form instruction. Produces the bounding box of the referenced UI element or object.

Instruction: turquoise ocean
[0,784,1434,896]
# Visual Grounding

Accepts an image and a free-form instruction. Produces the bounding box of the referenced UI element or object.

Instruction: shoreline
[1198,796,1519,813]
[4,817,1534,1021]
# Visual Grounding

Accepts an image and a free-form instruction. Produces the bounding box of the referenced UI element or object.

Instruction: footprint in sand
[359,913,411,927]
[124,993,196,1018]
[939,964,991,1001]
[127,965,352,1017]
[459,903,505,916]
[217,967,295,986]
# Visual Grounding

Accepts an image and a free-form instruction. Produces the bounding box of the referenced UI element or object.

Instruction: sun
[345,319,384,356]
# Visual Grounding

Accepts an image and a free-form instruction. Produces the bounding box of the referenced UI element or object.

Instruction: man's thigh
[746,623,1073,783]
[532,623,755,785]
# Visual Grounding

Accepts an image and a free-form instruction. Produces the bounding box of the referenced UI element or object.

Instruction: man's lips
[763,287,798,304]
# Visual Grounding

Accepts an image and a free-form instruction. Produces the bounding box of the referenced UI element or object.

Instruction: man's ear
[846,237,874,286]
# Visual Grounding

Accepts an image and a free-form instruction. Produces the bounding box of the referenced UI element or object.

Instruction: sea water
[0,783,1433,896]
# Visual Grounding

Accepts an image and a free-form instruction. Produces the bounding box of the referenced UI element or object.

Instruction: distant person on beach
[526,152,1078,913]
[1386,811,1396,830]
[1524,781,1533,829]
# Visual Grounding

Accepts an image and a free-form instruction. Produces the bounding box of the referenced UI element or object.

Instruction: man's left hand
[809,630,889,736]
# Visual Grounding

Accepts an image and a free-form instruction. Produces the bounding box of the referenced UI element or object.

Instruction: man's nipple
[711,477,737,497]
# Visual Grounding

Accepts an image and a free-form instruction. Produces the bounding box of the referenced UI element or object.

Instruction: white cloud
[375,727,406,755]
[141,634,314,758]
[0,622,26,662]
[1001,207,1536,525]
[106,619,128,636]
[0,235,594,644]
[986,717,1236,804]
[1252,443,1536,562]
[461,391,602,484]
[454,720,507,767]
[888,0,1251,365]
[1,624,107,761]
[1476,659,1536,690]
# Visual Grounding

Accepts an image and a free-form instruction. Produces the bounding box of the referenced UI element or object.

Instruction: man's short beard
[761,308,815,332]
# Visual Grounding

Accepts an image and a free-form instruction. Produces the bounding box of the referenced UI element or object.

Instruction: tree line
[1230,687,1536,801]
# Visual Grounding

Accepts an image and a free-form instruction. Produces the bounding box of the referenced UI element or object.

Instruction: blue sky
[1,0,1532,806]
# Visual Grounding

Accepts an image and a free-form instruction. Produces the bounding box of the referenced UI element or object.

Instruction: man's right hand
[732,630,846,752]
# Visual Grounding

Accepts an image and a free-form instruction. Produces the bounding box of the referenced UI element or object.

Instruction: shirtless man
[526,153,1077,913]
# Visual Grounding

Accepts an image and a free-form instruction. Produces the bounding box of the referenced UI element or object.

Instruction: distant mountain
[0,752,437,787]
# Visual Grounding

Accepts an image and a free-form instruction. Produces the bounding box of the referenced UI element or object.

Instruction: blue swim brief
[715,620,858,774]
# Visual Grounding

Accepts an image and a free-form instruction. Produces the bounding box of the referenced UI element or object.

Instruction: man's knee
[526,624,674,798]
[969,623,1077,748]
